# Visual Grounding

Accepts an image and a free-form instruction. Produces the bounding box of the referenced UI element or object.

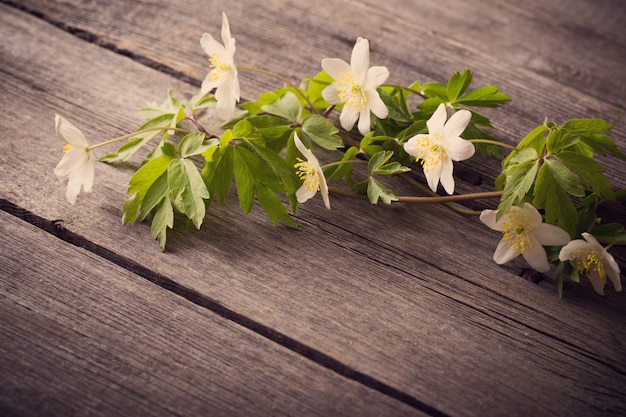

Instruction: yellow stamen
[336,71,368,112]
[209,54,231,81]
[501,210,534,253]
[411,133,447,173]
[63,144,72,153]
[574,249,606,281]
[294,158,320,192]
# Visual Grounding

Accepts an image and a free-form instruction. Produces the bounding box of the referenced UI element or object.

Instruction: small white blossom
[53,115,95,205]
[559,232,622,295]
[201,12,240,120]
[480,203,570,273]
[293,133,330,209]
[321,37,389,136]
[404,103,474,194]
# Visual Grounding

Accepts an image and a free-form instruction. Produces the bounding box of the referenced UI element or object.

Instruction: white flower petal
[357,108,372,135]
[558,239,589,261]
[321,58,350,80]
[534,223,571,246]
[200,33,226,58]
[522,202,543,226]
[55,114,88,147]
[424,161,442,193]
[365,66,390,89]
[522,238,551,272]
[322,83,341,105]
[589,274,606,295]
[339,107,359,132]
[220,12,232,45]
[443,108,471,139]
[479,209,505,231]
[54,148,88,180]
[439,157,455,195]
[296,184,315,203]
[493,239,520,264]
[446,136,475,161]
[426,104,447,136]
[350,37,370,81]
[319,169,331,209]
[367,90,389,119]
[201,72,219,95]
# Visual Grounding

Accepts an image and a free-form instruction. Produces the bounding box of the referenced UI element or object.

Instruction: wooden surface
[1,0,625,416]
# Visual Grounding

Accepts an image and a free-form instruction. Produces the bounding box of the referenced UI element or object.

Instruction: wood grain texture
[1,1,625,416]
[0,211,424,417]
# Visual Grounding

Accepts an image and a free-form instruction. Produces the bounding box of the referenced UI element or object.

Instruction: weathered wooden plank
[0,211,424,417]
[11,0,626,198]
[1,3,625,417]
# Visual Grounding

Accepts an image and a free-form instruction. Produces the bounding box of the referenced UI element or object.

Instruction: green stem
[87,127,193,151]
[381,84,426,98]
[321,159,368,169]
[468,139,518,151]
[237,66,316,111]
[328,185,501,210]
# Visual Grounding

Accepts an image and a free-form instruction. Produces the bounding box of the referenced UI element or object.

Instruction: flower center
[294,159,320,192]
[63,144,72,153]
[574,249,606,281]
[336,71,368,112]
[501,210,534,254]
[209,54,231,82]
[411,133,447,172]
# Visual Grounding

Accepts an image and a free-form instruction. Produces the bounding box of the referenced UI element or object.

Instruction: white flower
[403,103,474,194]
[321,37,389,136]
[53,115,95,205]
[293,133,330,209]
[559,232,622,295]
[480,203,570,273]
[201,12,240,120]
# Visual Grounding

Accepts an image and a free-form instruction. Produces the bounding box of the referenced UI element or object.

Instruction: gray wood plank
[0,211,424,417]
[1,2,625,417]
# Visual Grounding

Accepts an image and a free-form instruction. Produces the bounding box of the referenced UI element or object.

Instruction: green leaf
[457,86,511,108]
[137,173,169,222]
[421,82,447,100]
[544,159,585,197]
[167,158,210,229]
[255,184,297,228]
[590,224,626,244]
[233,119,256,139]
[100,114,175,163]
[325,146,360,185]
[546,127,579,154]
[368,151,393,172]
[178,132,215,158]
[533,162,577,235]
[447,70,473,102]
[378,87,411,123]
[306,70,334,109]
[202,145,234,204]
[233,149,255,214]
[561,118,624,159]
[100,137,146,163]
[151,198,174,250]
[366,177,398,204]
[497,148,539,219]
[243,138,300,194]
[127,155,173,196]
[301,114,343,150]
[261,91,303,123]
[555,151,611,195]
